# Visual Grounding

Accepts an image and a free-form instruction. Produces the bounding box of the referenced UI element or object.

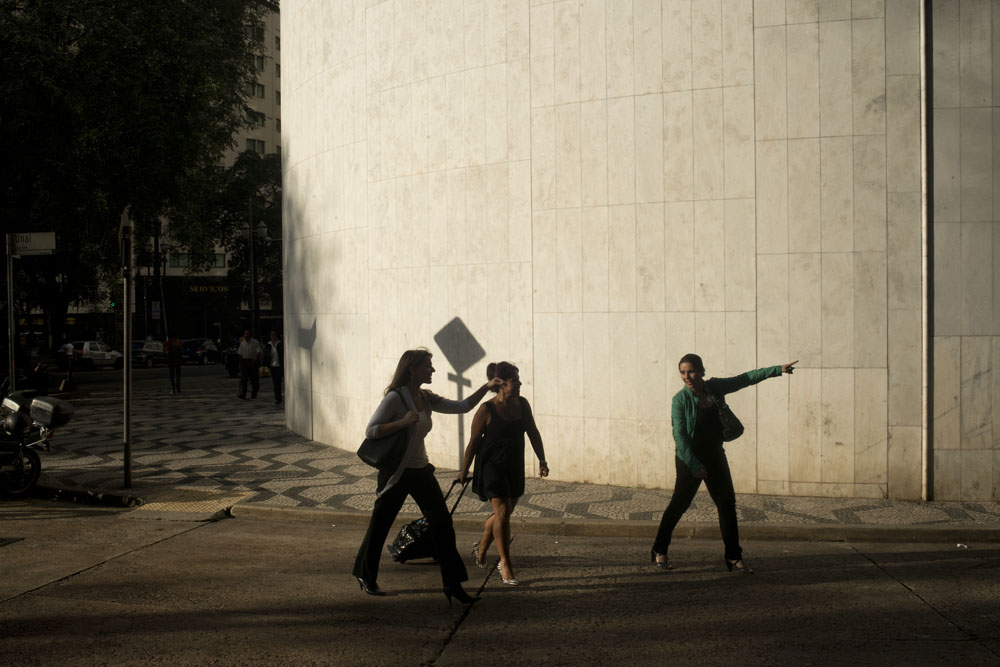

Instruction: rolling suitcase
[387,479,469,563]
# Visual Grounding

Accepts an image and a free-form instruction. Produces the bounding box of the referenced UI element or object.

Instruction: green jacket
[671,366,783,474]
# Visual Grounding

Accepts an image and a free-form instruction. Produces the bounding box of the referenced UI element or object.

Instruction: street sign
[12,232,56,256]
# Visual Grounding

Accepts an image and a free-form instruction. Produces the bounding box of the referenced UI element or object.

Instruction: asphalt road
[1,501,997,666]
[59,360,232,390]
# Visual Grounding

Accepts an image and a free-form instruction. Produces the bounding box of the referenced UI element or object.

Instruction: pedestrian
[651,354,797,574]
[165,337,183,394]
[458,361,548,586]
[61,339,75,380]
[236,329,262,399]
[264,330,283,404]
[352,348,502,604]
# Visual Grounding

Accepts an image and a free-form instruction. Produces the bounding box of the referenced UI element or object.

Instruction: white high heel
[497,562,519,586]
[471,542,491,569]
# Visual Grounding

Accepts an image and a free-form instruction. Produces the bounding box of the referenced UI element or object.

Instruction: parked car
[181,338,219,365]
[58,340,123,371]
[131,340,168,368]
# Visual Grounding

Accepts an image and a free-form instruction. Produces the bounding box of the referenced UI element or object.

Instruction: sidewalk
[32,370,1000,543]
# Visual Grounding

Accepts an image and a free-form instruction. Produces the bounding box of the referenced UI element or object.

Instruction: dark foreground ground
[1,499,997,667]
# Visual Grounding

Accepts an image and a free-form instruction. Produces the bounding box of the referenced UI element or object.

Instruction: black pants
[270,365,283,402]
[168,364,181,392]
[239,359,259,397]
[352,465,468,587]
[653,448,742,561]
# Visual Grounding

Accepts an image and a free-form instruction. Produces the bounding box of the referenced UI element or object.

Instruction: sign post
[120,212,133,488]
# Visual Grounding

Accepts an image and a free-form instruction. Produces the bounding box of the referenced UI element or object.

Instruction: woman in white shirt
[352,348,501,605]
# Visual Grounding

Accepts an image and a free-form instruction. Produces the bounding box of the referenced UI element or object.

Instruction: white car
[68,340,124,370]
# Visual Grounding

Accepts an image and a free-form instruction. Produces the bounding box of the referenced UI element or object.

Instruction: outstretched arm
[429,377,505,414]
[458,405,490,483]
[522,401,548,477]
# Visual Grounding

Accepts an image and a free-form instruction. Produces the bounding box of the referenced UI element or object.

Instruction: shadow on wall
[433,317,485,468]
[281,147,323,441]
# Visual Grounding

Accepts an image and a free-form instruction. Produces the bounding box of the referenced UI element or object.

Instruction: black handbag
[717,395,744,442]
[357,391,409,471]
[357,428,408,471]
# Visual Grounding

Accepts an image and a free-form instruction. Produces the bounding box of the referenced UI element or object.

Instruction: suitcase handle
[442,479,469,516]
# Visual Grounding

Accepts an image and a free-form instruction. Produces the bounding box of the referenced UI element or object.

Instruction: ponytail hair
[486,361,519,392]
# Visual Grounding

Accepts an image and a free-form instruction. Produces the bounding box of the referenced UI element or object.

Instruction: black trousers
[239,359,259,397]
[168,364,181,392]
[653,447,743,561]
[352,465,468,587]
[270,365,283,402]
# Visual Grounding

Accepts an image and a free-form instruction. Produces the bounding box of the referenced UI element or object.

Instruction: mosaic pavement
[30,370,1000,529]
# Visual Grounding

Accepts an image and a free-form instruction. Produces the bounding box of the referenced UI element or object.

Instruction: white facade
[281,1,1000,501]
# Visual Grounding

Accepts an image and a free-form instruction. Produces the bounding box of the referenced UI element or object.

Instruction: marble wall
[280,1,996,501]
[931,0,1000,501]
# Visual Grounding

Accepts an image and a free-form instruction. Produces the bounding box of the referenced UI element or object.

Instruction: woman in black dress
[458,362,548,586]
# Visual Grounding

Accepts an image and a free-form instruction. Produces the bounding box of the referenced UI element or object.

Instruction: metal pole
[249,197,258,336]
[6,234,15,392]
[121,214,133,488]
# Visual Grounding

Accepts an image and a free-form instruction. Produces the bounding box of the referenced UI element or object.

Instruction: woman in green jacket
[651,353,796,573]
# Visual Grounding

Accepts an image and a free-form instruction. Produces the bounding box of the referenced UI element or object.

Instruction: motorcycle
[0,390,74,496]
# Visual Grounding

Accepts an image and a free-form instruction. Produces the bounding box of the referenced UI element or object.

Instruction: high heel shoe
[650,549,673,570]
[471,541,490,569]
[357,577,386,596]
[443,583,480,606]
[724,558,753,574]
[497,562,519,586]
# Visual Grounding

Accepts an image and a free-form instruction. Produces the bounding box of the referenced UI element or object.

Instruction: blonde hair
[385,348,443,404]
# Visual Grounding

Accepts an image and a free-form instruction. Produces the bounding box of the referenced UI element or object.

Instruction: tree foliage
[0,0,266,337]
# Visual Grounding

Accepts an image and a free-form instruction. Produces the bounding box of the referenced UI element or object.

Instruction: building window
[275,91,280,105]
[256,83,265,98]
[256,55,265,71]
[276,118,281,131]
[245,138,265,154]
[275,63,280,78]
[275,35,280,50]
[247,111,266,127]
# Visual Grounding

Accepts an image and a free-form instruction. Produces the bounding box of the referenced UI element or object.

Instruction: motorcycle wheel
[0,448,41,496]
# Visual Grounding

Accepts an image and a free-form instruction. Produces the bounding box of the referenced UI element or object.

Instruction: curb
[228,502,1000,543]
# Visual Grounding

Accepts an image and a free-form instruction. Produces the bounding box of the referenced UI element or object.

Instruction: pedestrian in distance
[264,330,283,405]
[352,348,502,605]
[651,354,797,574]
[61,339,75,380]
[165,337,183,394]
[236,329,262,399]
[458,361,548,586]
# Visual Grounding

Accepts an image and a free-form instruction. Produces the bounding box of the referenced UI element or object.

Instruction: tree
[0,0,266,346]
[212,151,282,332]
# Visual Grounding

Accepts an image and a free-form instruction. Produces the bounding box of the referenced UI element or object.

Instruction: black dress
[472,398,528,501]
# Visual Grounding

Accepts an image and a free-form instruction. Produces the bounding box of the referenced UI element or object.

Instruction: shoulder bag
[357,391,409,471]
[716,395,744,442]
